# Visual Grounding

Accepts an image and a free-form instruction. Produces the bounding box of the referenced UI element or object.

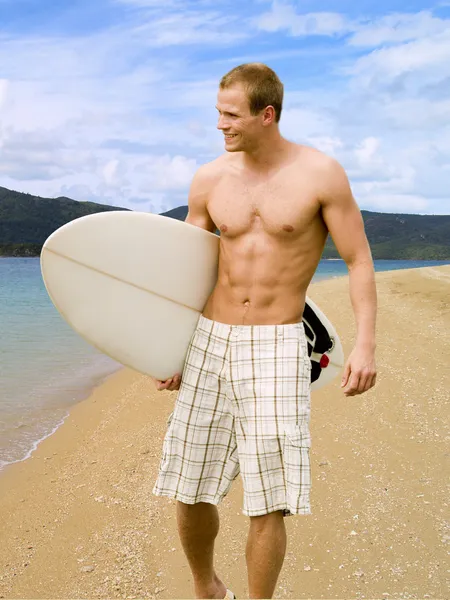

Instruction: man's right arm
[185,164,217,232]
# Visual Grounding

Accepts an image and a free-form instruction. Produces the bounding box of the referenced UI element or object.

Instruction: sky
[0,0,449,215]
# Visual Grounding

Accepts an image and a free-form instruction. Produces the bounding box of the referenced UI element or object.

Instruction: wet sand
[0,265,449,599]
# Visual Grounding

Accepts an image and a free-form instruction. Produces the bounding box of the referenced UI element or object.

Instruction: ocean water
[0,258,121,471]
[1,257,448,471]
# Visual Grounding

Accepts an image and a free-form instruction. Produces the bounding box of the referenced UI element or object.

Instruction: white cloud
[255,4,450,53]
[0,79,9,111]
[255,2,351,36]
[354,137,380,166]
[280,105,336,140]
[359,193,430,213]
[349,11,450,47]
[132,12,250,47]
[101,159,129,188]
[134,154,198,192]
[305,136,344,157]
[348,29,450,84]
[382,97,450,130]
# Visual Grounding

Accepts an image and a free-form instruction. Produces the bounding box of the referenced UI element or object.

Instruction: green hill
[0,187,130,254]
[1,186,449,259]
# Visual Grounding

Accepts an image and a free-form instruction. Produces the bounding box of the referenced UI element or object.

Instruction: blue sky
[1,0,449,215]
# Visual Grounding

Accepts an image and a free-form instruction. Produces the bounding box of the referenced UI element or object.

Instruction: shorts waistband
[197,314,304,341]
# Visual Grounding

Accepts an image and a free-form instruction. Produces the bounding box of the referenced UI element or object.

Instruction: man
[152,63,377,600]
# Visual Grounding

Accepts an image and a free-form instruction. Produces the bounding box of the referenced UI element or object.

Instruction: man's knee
[249,509,285,524]
[177,500,219,512]
[177,501,220,529]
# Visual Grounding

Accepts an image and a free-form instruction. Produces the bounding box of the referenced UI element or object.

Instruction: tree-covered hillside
[1,187,449,260]
[0,187,129,246]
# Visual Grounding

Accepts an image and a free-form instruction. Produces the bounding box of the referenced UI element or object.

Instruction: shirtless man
[152,63,377,600]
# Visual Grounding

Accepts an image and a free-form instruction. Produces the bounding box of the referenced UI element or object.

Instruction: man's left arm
[319,157,377,397]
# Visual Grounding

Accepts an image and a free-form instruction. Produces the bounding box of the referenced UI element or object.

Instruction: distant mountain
[346,211,450,260]
[0,187,129,248]
[161,205,188,221]
[1,186,449,259]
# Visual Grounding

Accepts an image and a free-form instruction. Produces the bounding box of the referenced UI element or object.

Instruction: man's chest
[207,173,319,238]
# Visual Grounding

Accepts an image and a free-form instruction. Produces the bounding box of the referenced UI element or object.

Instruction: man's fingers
[344,369,377,396]
[341,363,351,388]
[156,378,171,390]
[358,369,377,393]
[370,373,377,387]
[170,374,182,390]
[166,378,176,390]
[171,376,182,390]
[358,373,371,394]
[344,372,360,396]
[361,371,376,393]
[153,373,182,392]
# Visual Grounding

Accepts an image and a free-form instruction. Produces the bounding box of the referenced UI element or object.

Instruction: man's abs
[202,282,307,326]
[202,222,327,326]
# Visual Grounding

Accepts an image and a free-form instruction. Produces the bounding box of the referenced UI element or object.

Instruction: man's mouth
[225,134,237,139]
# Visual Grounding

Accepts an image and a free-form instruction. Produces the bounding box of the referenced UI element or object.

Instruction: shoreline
[0,365,130,478]
[1,264,449,599]
[0,362,123,476]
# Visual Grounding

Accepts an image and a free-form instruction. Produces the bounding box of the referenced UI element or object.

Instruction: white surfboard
[40,211,344,390]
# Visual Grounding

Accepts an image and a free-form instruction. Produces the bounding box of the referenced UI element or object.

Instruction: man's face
[215,84,263,153]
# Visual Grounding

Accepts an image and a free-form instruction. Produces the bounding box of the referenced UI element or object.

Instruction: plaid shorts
[152,314,312,517]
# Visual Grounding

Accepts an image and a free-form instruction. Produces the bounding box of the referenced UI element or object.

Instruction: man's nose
[217,115,228,130]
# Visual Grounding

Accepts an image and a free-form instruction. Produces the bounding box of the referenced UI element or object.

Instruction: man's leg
[177,500,228,599]
[246,510,287,599]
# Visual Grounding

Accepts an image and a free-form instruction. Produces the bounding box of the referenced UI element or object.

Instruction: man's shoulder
[296,143,344,176]
[295,144,352,205]
[194,155,227,181]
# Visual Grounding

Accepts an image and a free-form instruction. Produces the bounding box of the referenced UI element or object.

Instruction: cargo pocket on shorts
[284,422,311,456]
[283,422,312,510]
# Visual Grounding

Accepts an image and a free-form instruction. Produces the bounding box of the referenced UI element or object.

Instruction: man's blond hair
[219,63,284,123]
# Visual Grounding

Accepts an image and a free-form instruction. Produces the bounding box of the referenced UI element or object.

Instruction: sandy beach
[0,265,448,600]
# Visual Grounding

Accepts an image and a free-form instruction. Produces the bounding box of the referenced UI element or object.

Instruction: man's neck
[242,135,290,173]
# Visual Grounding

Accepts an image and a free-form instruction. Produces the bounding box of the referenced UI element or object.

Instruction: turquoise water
[0,258,120,470]
[0,257,448,470]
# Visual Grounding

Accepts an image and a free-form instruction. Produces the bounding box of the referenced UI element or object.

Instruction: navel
[282,224,294,233]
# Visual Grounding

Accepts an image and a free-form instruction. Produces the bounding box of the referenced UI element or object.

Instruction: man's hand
[153,373,182,392]
[341,346,376,396]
